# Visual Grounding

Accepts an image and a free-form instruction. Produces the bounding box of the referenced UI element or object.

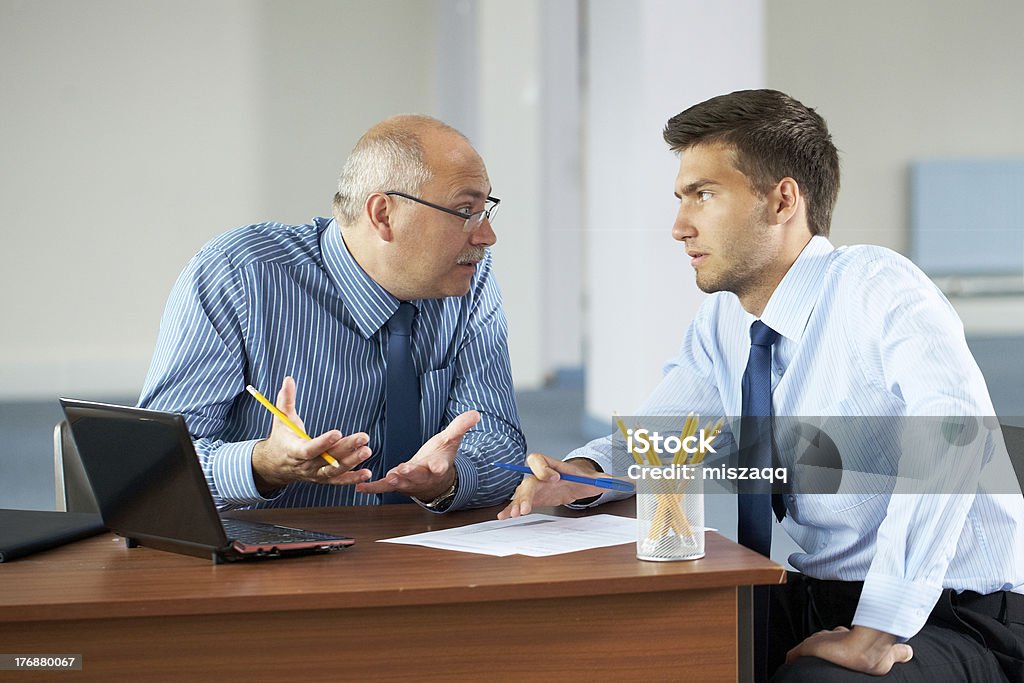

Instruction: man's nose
[470,216,497,247]
[672,205,694,242]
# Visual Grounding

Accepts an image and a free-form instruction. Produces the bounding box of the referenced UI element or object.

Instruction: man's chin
[694,275,718,294]
[437,278,474,299]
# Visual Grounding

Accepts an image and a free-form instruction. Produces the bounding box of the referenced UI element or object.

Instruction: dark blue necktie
[738,320,783,555]
[382,302,420,504]
[738,320,781,683]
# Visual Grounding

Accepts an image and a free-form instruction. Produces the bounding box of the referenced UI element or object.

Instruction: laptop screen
[60,400,227,550]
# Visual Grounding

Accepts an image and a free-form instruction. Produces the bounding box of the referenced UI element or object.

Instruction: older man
[140,115,525,511]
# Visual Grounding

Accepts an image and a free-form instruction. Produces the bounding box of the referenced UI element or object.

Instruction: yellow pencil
[245,385,340,467]
[689,417,723,465]
[646,438,662,466]
[614,412,645,465]
[674,412,697,465]
[682,412,697,441]
[639,419,662,466]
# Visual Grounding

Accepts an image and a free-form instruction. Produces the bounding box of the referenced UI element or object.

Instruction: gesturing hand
[251,376,373,493]
[356,410,481,501]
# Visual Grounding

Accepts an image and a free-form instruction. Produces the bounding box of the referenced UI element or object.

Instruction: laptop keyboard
[221,518,339,545]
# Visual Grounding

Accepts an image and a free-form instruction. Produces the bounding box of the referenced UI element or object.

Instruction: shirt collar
[318,216,401,339]
[758,235,835,343]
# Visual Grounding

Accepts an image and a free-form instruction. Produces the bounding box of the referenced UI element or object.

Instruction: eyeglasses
[384,191,500,233]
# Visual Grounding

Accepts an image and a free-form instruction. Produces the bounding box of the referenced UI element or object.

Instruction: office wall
[4,0,1022,406]
[582,0,765,426]
[0,0,437,400]
[476,1,545,389]
[766,0,1024,255]
[435,0,583,389]
[580,0,1024,425]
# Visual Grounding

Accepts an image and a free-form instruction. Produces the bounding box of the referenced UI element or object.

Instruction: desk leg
[738,585,753,683]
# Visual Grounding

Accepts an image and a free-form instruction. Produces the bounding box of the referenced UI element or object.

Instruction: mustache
[456,246,487,265]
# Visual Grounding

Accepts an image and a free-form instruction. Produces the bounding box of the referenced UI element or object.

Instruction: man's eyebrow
[676,179,719,197]
[456,188,490,201]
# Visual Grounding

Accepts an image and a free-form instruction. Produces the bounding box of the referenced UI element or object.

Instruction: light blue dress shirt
[139,217,525,511]
[574,236,1024,639]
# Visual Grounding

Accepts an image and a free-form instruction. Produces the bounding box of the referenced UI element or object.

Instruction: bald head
[333,115,471,226]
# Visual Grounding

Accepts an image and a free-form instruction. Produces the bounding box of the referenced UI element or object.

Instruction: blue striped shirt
[139,216,525,511]
[575,236,1024,639]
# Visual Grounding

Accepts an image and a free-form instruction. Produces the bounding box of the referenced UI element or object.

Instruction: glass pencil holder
[635,464,704,561]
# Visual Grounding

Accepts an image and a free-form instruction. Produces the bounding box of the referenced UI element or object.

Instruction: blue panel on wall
[910,160,1024,276]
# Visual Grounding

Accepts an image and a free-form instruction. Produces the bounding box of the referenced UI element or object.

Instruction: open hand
[356,410,481,501]
[251,376,373,493]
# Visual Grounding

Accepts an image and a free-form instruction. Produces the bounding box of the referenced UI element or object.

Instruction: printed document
[378,514,636,557]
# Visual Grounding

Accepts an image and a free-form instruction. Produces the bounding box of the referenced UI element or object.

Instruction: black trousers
[768,573,1024,682]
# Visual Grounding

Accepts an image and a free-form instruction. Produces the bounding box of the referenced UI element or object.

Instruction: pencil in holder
[636,464,704,561]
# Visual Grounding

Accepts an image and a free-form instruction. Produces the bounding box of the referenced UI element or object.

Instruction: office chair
[53,420,99,513]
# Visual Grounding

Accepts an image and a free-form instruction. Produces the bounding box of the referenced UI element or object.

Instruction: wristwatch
[417,472,459,511]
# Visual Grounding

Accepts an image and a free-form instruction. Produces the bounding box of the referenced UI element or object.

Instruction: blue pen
[494,462,635,492]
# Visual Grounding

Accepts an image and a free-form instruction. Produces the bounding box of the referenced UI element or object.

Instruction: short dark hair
[663,89,840,237]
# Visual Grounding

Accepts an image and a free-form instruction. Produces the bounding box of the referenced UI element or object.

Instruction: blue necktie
[738,320,781,683]
[382,302,420,504]
[738,320,783,555]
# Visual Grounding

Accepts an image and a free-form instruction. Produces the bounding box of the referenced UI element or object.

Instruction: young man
[500,90,1024,681]
[140,115,525,512]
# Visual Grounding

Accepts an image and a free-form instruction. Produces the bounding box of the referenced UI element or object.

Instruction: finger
[301,430,345,462]
[505,479,538,516]
[289,433,361,478]
[384,463,431,489]
[323,432,372,466]
[320,467,374,486]
[355,481,393,494]
[382,460,455,497]
[323,431,370,454]
[894,644,913,664]
[515,495,535,514]
[276,375,298,418]
[322,444,371,473]
[525,452,560,482]
[508,469,592,510]
[502,498,526,519]
[437,410,481,446]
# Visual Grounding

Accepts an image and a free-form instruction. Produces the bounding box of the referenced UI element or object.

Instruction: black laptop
[59,398,354,564]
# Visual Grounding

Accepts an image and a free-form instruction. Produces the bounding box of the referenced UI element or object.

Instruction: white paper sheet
[377,513,638,557]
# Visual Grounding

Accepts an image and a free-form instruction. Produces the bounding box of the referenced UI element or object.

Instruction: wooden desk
[0,501,784,682]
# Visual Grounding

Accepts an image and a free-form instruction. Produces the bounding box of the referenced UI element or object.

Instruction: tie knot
[750,320,779,347]
[387,302,416,335]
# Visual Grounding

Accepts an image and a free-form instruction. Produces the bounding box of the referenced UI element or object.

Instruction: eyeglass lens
[466,203,499,231]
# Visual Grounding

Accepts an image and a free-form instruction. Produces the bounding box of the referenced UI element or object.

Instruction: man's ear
[771,177,801,226]
[366,192,395,241]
